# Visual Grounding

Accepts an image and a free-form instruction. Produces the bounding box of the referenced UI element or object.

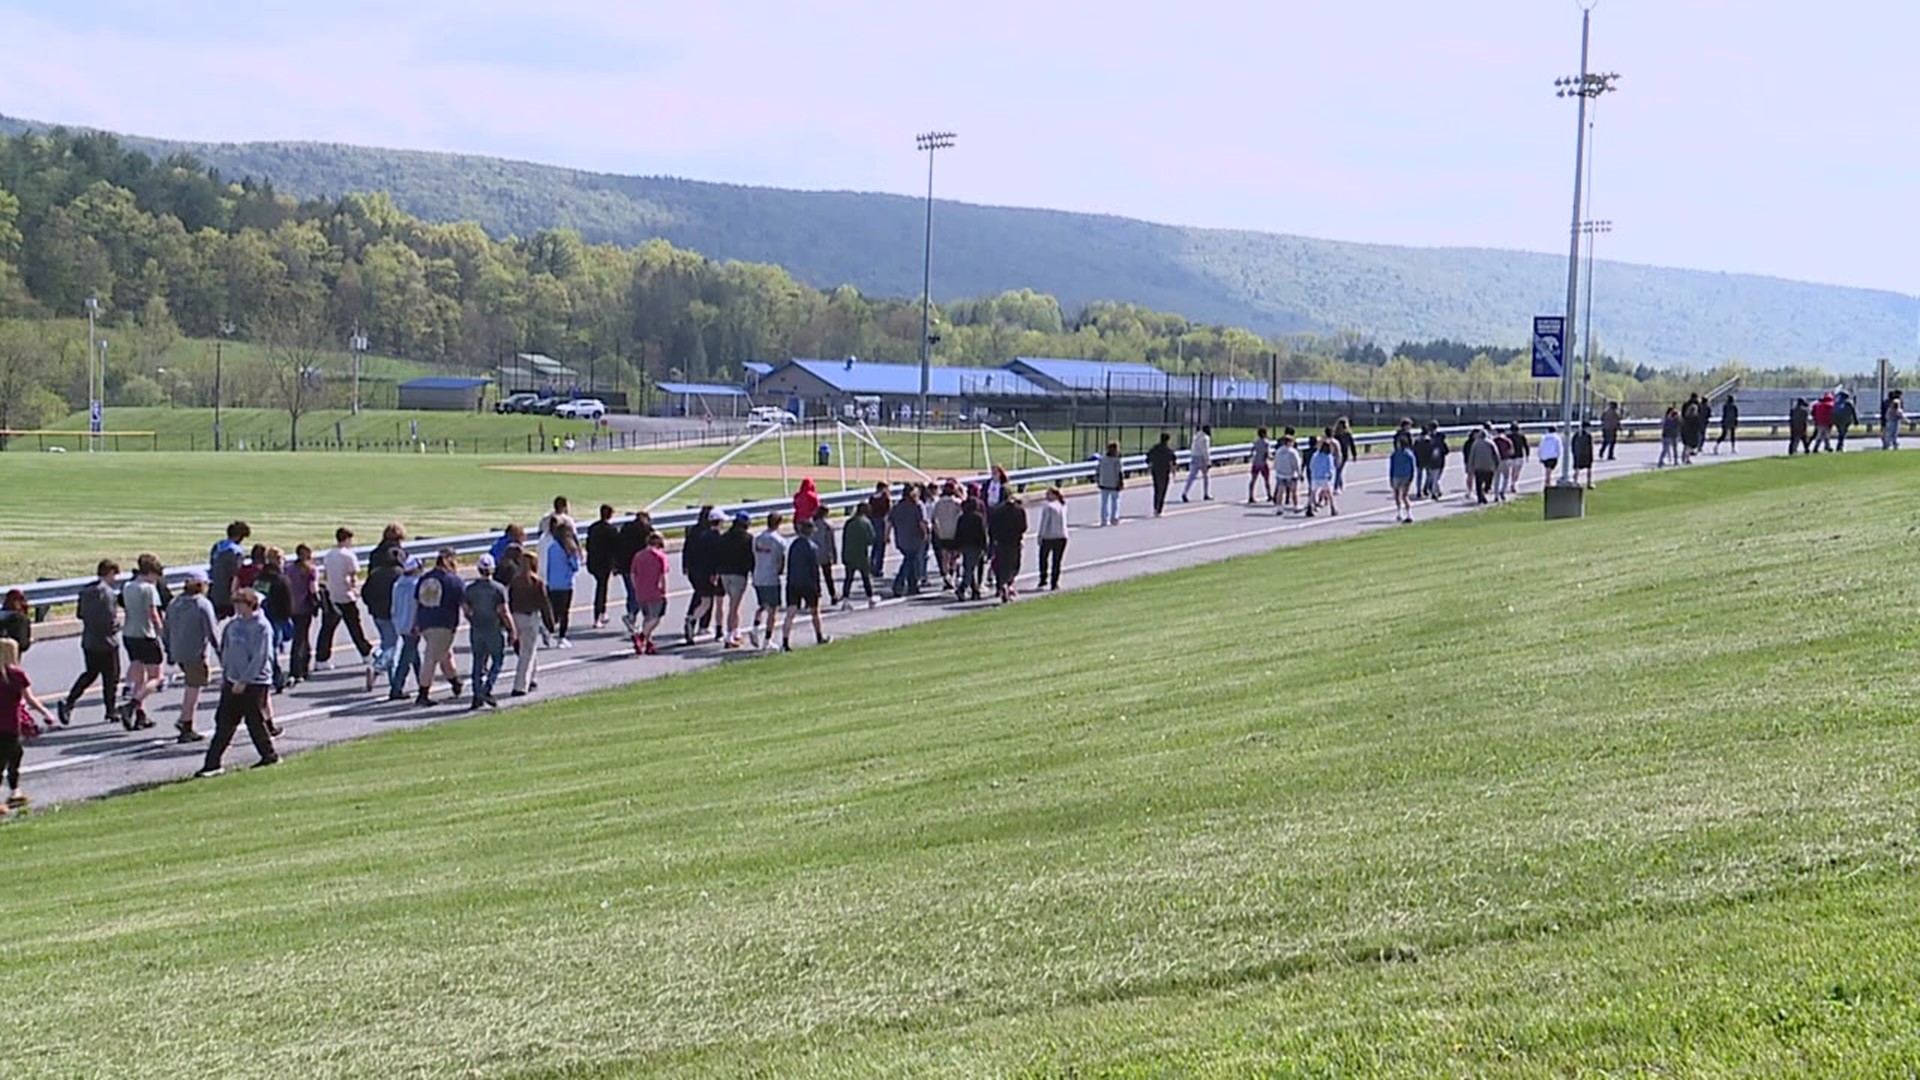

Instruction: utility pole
[915,130,956,429]
[84,296,100,453]
[1553,7,1619,486]
[1580,219,1611,421]
[214,318,235,451]
[349,326,370,415]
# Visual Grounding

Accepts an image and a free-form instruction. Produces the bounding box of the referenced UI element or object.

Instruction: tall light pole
[214,318,235,451]
[1579,219,1612,421]
[1553,7,1618,486]
[349,326,370,415]
[84,296,100,453]
[915,130,955,428]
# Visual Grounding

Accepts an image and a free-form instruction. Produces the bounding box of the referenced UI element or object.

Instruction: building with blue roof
[755,359,1053,421]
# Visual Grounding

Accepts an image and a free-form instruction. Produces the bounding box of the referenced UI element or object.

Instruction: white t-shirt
[1538,432,1564,461]
[1190,432,1212,467]
[322,545,359,602]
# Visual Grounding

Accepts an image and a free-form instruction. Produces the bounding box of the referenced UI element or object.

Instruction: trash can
[817,443,831,467]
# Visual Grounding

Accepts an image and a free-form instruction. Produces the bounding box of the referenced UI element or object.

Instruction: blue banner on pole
[88,399,103,434]
[1531,316,1566,379]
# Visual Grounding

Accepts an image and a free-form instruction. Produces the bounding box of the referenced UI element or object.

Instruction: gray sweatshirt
[219,610,275,687]
[1096,454,1124,491]
[77,579,122,650]
[164,594,219,665]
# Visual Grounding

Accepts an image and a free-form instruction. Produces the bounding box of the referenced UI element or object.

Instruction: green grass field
[7,453,1920,1077]
[16,406,601,453]
[0,452,779,580]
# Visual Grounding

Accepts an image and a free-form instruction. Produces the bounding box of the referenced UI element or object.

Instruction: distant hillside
[3,114,1913,368]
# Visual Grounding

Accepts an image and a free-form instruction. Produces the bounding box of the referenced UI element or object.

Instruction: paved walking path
[11,440,1746,808]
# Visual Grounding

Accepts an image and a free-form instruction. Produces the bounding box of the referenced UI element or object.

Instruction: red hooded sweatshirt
[1812,395,1835,427]
[793,478,821,524]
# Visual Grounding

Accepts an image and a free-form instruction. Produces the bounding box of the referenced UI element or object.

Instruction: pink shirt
[629,549,670,605]
[0,666,30,736]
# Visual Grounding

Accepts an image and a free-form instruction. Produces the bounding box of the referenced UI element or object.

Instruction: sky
[0,0,1915,297]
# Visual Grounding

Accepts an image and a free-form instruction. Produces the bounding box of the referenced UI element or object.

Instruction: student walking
[1505,423,1531,496]
[194,588,280,777]
[954,495,989,601]
[543,522,581,647]
[1811,393,1836,452]
[1332,418,1357,493]
[749,513,788,650]
[1248,428,1274,503]
[682,507,724,644]
[363,546,401,686]
[0,638,51,813]
[616,510,656,632]
[1600,402,1622,461]
[1096,441,1124,525]
[1883,390,1905,450]
[209,521,250,620]
[792,478,821,526]
[164,570,220,742]
[1572,420,1597,488]
[0,590,30,657]
[867,482,892,579]
[1536,428,1564,489]
[1658,407,1682,466]
[508,552,556,696]
[888,489,928,597]
[628,533,671,654]
[1788,397,1812,455]
[585,503,621,630]
[1180,425,1213,502]
[716,511,756,647]
[1467,427,1501,504]
[1273,435,1303,513]
[119,553,166,730]
[1834,391,1857,451]
[931,482,963,588]
[386,557,424,701]
[1713,396,1740,454]
[316,527,376,688]
[1146,432,1176,516]
[839,505,878,610]
[57,560,122,727]
[1036,486,1069,590]
[988,494,1029,603]
[463,555,513,710]
[1423,425,1449,500]
[780,519,831,652]
[1389,435,1416,523]
[414,549,466,706]
[284,544,316,683]
[811,506,840,607]
[1307,438,1340,516]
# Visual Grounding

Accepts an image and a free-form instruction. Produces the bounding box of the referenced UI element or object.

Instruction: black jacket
[617,519,653,567]
[585,519,621,575]
[715,525,755,577]
[954,508,988,550]
[987,501,1028,546]
[684,527,723,581]
[1146,442,1176,477]
[363,560,400,620]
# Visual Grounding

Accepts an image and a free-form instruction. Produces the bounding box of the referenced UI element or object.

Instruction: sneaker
[267,722,284,737]
[468,699,484,712]
[643,640,659,656]
[451,678,464,698]
[867,597,877,609]
[135,710,155,730]
[781,638,792,652]
[557,638,574,650]
[176,723,205,744]
[485,695,500,709]
[6,790,28,809]
[387,690,408,702]
[415,693,434,707]
[253,757,281,769]
[55,700,71,726]
[593,617,607,630]
[816,635,832,646]
[193,766,224,779]
[510,689,528,698]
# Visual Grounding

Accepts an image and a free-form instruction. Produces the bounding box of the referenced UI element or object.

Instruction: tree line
[0,129,1846,443]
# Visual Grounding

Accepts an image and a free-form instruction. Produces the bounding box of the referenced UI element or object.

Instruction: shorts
[639,600,668,620]
[754,584,781,608]
[179,660,212,689]
[785,586,820,609]
[720,574,748,603]
[1312,479,1334,497]
[421,627,455,672]
[692,576,724,600]
[1250,462,1271,477]
[125,637,163,665]
[1540,457,1559,471]
[1391,478,1412,493]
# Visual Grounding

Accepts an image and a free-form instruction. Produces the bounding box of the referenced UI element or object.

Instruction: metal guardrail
[0,415,1765,614]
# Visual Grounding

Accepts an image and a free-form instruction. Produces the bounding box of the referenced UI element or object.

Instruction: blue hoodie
[544,541,581,592]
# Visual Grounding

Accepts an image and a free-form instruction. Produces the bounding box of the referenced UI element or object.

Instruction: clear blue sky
[1,0,1914,297]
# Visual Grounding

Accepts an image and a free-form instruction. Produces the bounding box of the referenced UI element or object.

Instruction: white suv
[747,406,798,427]
[554,398,607,420]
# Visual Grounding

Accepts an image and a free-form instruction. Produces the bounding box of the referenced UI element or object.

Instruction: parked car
[554,397,608,420]
[527,396,561,415]
[496,392,542,414]
[747,406,798,428]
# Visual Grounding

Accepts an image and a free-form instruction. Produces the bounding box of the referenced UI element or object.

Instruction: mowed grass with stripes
[6,453,1920,1077]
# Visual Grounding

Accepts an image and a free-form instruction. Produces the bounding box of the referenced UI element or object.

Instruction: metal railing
[0,415,1781,615]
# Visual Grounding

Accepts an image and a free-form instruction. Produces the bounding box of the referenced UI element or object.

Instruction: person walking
[585,503,621,630]
[543,521,582,648]
[1536,428,1563,489]
[792,477,821,526]
[749,513,788,651]
[1834,391,1857,451]
[1273,434,1303,513]
[316,527,377,689]
[463,554,514,710]
[1035,485,1069,590]
[254,547,292,696]
[194,588,280,777]
[1789,397,1812,455]
[163,570,220,742]
[985,466,1011,510]
[811,505,840,607]
[1096,441,1124,526]
[1467,426,1501,503]
[716,511,756,648]
[616,510,655,633]
[628,533,671,655]
[1306,437,1340,516]
[866,482,892,579]
[209,521,250,620]
[839,504,878,610]
[1679,396,1702,464]
[284,543,316,685]
[1599,402,1622,461]
[1713,395,1740,454]
[1811,393,1836,453]
[1883,390,1905,450]
[1572,420,1597,488]
[780,518,831,652]
[1146,431,1176,517]
[1490,426,1515,502]
[1658,406,1682,467]
[988,493,1029,603]
[1424,424,1450,500]
[682,508,725,644]
[1332,418,1357,494]
[57,559,122,727]
[1180,425,1213,502]
[414,548,466,706]
[508,552,555,696]
[0,589,30,657]
[0,637,52,813]
[1389,434,1416,523]
[887,488,928,597]
[386,556,425,702]
[953,494,989,601]
[1505,423,1531,497]
[119,553,166,730]
[931,482,962,589]
[363,546,401,688]
[1247,428,1273,503]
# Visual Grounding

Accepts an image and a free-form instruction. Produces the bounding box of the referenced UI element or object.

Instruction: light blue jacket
[219,610,275,687]
[544,542,581,591]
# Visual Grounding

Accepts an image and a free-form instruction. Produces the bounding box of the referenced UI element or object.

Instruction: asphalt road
[10,439,1743,808]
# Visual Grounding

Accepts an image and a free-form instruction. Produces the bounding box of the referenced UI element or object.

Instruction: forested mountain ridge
[3,113,1911,368]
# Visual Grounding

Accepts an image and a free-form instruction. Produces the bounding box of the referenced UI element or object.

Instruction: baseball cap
[403,556,423,572]
[707,508,727,523]
[476,554,496,573]
[732,510,751,525]
[184,569,209,584]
